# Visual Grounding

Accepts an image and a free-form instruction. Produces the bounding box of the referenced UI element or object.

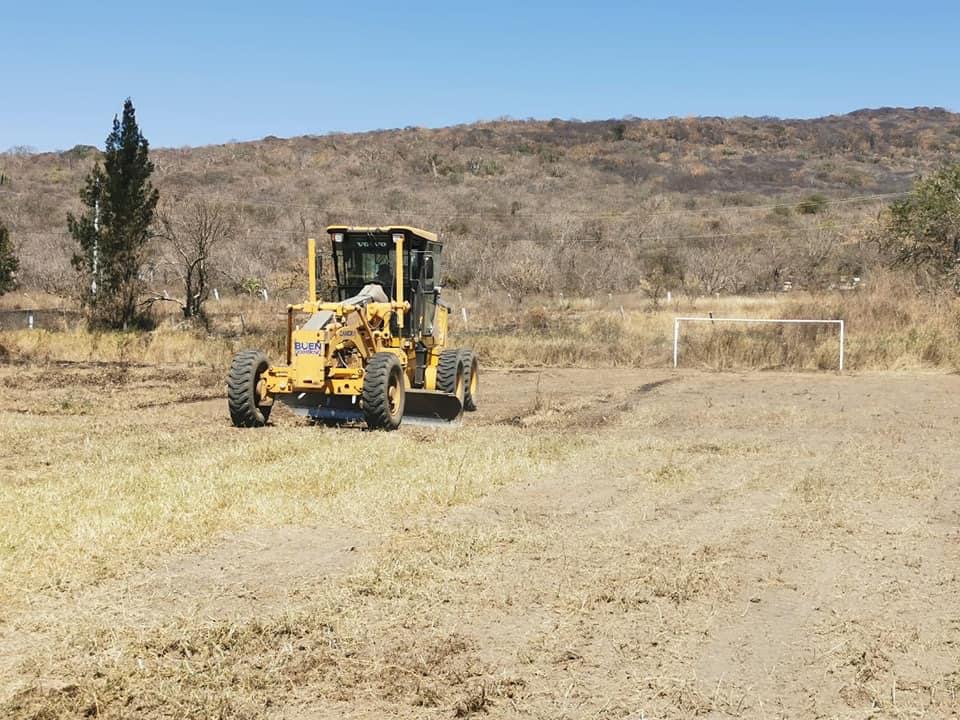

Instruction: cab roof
[325,225,439,244]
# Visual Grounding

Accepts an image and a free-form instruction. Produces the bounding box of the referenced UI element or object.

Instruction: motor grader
[227,226,478,429]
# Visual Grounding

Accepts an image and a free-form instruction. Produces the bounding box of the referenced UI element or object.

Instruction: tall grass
[456,272,960,370]
[1,275,958,371]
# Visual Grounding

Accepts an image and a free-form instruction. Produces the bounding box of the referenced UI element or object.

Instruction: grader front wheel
[228,350,273,428]
[437,348,466,403]
[363,352,405,430]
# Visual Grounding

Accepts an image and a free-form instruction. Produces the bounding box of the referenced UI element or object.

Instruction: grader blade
[403,390,463,425]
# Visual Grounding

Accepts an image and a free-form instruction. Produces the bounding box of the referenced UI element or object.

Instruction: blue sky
[1,0,957,151]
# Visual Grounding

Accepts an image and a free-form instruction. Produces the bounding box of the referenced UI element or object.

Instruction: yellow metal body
[259,228,450,405]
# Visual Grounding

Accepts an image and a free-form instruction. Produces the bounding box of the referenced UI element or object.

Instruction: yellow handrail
[307,237,317,303]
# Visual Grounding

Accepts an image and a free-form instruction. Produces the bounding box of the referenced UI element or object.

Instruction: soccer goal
[672,317,845,370]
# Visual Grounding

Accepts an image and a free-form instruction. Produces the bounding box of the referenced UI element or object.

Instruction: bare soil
[2,365,959,718]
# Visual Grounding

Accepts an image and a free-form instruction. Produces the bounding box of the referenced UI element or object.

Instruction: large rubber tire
[228,349,272,428]
[437,348,465,403]
[363,352,405,430]
[461,349,479,411]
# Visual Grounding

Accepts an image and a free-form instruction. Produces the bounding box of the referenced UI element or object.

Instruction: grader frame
[227,226,478,430]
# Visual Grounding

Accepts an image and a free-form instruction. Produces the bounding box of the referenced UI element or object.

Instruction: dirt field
[1,362,959,718]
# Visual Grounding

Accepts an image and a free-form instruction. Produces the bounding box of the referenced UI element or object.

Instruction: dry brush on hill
[2,107,959,301]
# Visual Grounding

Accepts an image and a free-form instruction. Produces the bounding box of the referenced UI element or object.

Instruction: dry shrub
[3,267,959,371]
[5,109,959,300]
[4,613,490,719]
[520,306,559,332]
[780,270,960,369]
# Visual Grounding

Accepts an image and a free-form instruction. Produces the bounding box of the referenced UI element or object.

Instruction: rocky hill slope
[2,107,958,296]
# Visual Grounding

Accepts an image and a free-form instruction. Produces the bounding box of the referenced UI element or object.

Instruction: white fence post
[673,318,680,368]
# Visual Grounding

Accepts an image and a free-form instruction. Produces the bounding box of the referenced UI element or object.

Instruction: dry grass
[0,406,576,613]
[3,275,959,372]
[2,367,959,718]
[461,276,960,370]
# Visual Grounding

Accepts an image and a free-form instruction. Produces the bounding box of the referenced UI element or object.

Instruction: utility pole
[92,179,100,296]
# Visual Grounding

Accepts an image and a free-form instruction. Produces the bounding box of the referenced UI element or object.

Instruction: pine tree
[0,220,18,295]
[68,98,159,328]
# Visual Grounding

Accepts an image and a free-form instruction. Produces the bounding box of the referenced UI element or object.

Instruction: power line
[7,219,871,245]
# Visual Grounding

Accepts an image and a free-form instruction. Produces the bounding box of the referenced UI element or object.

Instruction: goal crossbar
[672,317,845,370]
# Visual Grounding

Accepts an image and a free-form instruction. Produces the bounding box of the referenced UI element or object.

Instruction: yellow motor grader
[227,226,478,429]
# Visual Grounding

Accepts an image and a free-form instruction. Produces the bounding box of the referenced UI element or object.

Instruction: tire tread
[363,352,404,430]
[227,349,271,428]
[460,349,479,411]
[437,348,463,396]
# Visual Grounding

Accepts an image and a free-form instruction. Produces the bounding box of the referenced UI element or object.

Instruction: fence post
[673,318,680,368]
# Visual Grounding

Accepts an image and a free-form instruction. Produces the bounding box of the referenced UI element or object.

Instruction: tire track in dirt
[4,369,960,718]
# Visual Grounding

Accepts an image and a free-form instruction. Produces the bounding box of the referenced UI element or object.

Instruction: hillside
[2,106,959,298]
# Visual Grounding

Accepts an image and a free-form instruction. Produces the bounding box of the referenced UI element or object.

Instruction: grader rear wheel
[227,350,272,428]
[363,352,405,430]
[461,349,479,411]
[437,348,465,403]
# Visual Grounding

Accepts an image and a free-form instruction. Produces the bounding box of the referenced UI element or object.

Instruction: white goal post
[672,317,845,370]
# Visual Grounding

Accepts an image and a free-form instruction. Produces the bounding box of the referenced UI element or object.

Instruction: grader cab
[227,226,478,429]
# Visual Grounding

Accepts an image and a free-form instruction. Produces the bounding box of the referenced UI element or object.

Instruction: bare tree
[794,223,841,289]
[683,238,749,295]
[155,199,233,318]
[495,239,551,304]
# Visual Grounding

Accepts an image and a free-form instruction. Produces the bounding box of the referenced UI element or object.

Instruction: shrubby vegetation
[0,220,18,294]
[878,164,960,289]
[1,106,959,308]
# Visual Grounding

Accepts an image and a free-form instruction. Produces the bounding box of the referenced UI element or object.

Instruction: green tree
[68,98,159,328]
[0,220,18,294]
[883,165,960,288]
